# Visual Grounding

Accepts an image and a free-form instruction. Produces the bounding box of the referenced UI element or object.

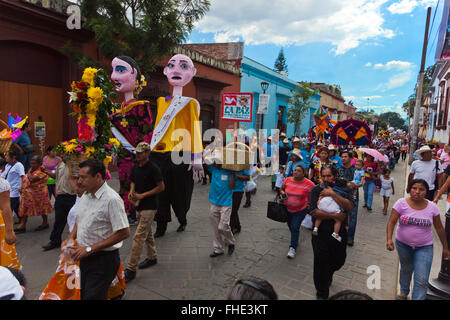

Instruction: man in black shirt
[279,138,292,165]
[337,150,358,246]
[124,142,165,283]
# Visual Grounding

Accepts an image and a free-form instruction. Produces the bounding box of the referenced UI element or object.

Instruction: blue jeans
[363,180,376,208]
[347,199,358,242]
[287,208,308,249]
[396,239,433,300]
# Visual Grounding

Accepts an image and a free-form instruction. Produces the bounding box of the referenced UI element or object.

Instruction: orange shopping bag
[39,240,126,300]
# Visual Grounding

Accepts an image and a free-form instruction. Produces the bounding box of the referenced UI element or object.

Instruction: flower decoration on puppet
[67,67,104,142]
[62,67,121,170]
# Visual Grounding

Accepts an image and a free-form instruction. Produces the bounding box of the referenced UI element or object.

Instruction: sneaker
[363,204,367,208]
[138,258,157,269]
[312,227,319,236]
[243,202,251,208]
[347,240,354,247]
[124,269,136,283]
[287,247,296,259]
[128,217,137,226]
[210,251,224,258]
[177,224,186,232]
[367,207,372,211]
[331,232,342,242]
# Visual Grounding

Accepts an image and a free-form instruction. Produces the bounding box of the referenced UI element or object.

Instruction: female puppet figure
[110,56,153,215]
[151,54,204,237]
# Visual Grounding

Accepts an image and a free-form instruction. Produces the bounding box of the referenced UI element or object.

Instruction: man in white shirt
[408,145,444,201]
[1,151,25,224]
[63,159,130,300]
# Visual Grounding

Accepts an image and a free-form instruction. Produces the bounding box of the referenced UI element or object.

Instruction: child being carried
[312,177,349,242]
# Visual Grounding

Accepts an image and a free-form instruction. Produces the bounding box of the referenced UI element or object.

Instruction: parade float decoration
[311,106,336,142]
[109,56,153,214]
[0,114,28,154]
[330,118,372,147]
[56,67,121,176]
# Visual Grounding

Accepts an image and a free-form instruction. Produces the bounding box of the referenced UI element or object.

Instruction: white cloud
[195,0,395,55]
[372,60,416,90]
[373,60,413,70]
[388,0,437,15]
[365,62,372,67]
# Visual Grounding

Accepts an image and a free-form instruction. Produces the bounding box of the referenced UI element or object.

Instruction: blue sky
[186,0,443,118]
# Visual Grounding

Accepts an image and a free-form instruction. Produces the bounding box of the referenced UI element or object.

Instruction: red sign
[221,92,253,122]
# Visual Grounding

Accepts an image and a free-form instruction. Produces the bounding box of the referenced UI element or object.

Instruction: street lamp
[259,81,270,130]
[261,81,269,94]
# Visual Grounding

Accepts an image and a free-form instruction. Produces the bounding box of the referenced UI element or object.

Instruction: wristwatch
[85,246,92,254]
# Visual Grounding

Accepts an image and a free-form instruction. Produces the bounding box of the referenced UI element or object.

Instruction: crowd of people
[1,124,450,301]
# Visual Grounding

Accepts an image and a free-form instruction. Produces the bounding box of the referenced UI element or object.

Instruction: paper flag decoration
[12,116,28,129]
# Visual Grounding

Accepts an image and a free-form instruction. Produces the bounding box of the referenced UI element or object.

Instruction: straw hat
[328,144,337,151]
[283,138,289,144]
[293,137,301,143]
[416,145,432,154]
[291,148,303,160]
[280,132,286,137]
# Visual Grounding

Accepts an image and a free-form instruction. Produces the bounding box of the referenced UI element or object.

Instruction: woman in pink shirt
[386,179,450,300]
[280,164,314,259]
[439,144,450,170]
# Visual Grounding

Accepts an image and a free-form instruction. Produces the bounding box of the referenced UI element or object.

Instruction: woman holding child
[308,165,354,300]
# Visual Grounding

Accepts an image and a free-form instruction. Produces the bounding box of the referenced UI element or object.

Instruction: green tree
[378,112,407,131]
[63,0,210,73]
[402,64,436,115]
[274,48,288,74]
[286,82,318,135]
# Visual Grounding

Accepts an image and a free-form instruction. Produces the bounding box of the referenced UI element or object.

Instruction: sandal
[14,228,26,234]
[35,224,49,231]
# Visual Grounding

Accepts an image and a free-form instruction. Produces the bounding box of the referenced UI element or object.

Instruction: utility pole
[409,7,432,164]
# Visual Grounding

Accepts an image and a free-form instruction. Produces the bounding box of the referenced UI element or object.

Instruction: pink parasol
[359,148,388,163]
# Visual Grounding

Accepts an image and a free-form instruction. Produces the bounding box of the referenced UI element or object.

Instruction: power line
[428,0,440,41]
[426,0,441,58]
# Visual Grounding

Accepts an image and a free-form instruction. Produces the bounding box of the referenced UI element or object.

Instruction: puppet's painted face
[111,57,137,93]
[163,54,196,87]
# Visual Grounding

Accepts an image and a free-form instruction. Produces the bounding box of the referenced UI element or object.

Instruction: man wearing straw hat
[408,145,444,201]
[204,150,236,257]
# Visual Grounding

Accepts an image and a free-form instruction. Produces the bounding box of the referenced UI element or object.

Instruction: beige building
[309,83,347,120]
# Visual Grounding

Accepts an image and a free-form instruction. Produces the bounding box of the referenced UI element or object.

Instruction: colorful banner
[221,93,253,122]
[436,0,450,61]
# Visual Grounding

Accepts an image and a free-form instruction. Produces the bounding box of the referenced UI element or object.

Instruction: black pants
[245,189,256,204]
[80,250,120,300]
[151,152,194,228]
[10,197,20,218]
[426,189,436,202]
[49,194,77,245]
[202,164,212,183]
[47,184,56,201]
[311,233,347,299]
[230,192,244,231]
[401,151,407,161]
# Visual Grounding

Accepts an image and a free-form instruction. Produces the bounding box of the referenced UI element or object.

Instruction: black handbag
[23,144,35,154]
[267,194,289,223]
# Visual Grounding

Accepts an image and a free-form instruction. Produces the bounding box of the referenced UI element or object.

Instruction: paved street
[17,160,410,300]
